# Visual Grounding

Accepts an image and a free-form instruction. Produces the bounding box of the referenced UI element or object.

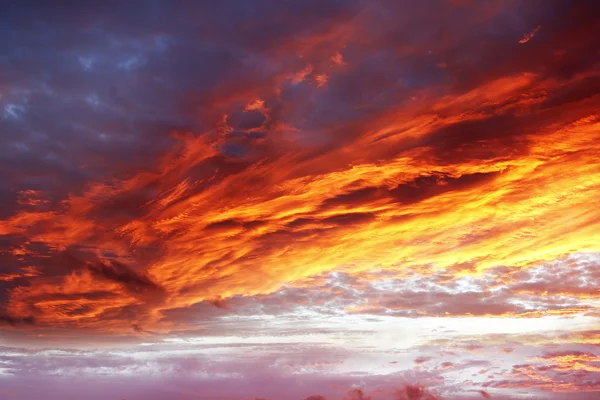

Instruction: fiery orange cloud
[536,351,600,372]
[501,352,600,394]
[0,0,598,345]
[1,70,599,332]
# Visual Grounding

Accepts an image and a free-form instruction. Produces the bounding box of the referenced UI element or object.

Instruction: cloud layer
[0,0,599,399]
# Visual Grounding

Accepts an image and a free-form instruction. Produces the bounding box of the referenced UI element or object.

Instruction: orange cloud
[0,1,598,338]
[1,70,599,332]
[519,26,541,44]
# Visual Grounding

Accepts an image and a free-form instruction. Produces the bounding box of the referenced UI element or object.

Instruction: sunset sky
[1,1,599,399]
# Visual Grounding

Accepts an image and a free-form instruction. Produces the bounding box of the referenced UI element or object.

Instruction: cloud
[0,4,598,400]
[0,315,35,327]
[90,260,165,297]
[414,357,434,366]
[519,25,542,44]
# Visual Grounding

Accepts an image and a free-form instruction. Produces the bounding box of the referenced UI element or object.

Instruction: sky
[0,0,599,399]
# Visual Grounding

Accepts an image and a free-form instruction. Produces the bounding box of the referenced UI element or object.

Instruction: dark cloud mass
[0,315,35,327]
